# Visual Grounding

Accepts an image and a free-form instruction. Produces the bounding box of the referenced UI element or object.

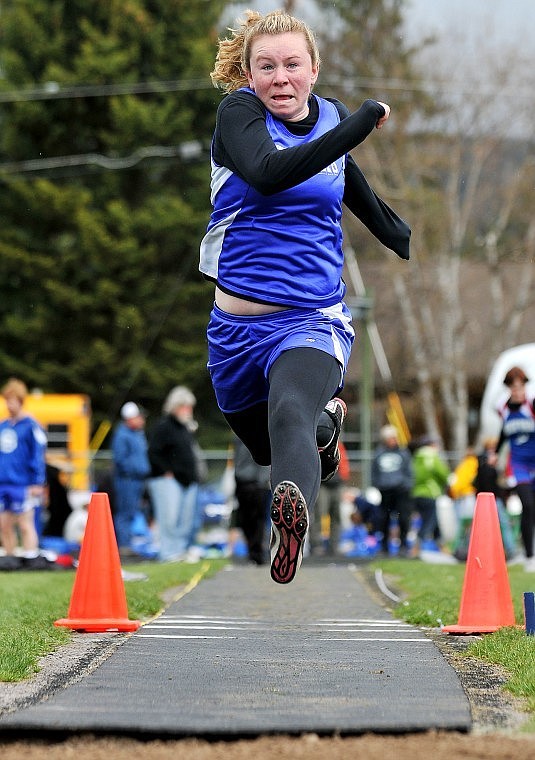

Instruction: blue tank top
[199,91,346,308]
[498,397,535,465]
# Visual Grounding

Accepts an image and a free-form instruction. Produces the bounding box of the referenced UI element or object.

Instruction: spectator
[310,441,350,556]
[470,438,518,561]
[411,437,450,553]
[233,437,271,565]
[352,487,382,537]
[147,386,200,562]
[493,365,535,571]
[447,446,478,549]
[42,461,72,538]
[111,402,151,554]
[448,446,478,522]
[371,425,413,556]
[0,378,47,569]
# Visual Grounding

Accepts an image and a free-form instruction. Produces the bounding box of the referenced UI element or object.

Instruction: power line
[0,75,530,104]
[319,75,533,99]
[0,141,207,174]
[0,79,214,103]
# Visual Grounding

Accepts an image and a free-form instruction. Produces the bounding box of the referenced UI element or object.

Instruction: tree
[0,0,228,437]
[381,41,535,455]
[313,0,431,437]
[315,1,535,455]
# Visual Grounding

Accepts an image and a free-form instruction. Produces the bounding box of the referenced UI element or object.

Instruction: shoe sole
[270,481,308,584]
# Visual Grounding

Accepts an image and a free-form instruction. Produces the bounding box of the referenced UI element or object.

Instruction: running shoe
[318,397,347,482]
[270,481,308,584]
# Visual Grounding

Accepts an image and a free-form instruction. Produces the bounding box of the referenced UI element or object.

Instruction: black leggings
[516,482,535,558]
[224,347,341,506]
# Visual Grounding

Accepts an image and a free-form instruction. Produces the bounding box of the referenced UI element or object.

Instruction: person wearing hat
[111,401,151,552]
[371,424,414,556]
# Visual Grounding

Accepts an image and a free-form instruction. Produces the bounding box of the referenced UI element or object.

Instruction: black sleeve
[328,97,410,260]
[214,91,385,195]
[495,427,506,453]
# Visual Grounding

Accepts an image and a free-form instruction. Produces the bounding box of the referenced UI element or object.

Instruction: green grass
[375,558,535,728]
[0,559,226,682]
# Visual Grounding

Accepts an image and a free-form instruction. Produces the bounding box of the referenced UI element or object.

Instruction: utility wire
[0,141,207,174]
[0,74,527,104]
[0,79,213,102]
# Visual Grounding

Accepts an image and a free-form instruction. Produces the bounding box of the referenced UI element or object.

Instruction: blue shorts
[207,302,355,414]
[509,461,535,487]
[0,484,39,514]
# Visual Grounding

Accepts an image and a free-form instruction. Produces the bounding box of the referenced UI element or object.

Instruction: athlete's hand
[376,101,390,129]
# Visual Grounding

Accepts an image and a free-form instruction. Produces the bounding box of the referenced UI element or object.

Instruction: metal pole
[360,302,373,489]
[347,295,374,489]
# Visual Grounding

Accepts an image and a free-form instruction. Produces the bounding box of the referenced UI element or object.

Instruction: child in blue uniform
[494,366,535,571]
[200,10,410,583]
[0,378,47,567]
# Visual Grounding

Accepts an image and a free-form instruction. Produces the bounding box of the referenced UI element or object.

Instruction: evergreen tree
[0,0,228,438]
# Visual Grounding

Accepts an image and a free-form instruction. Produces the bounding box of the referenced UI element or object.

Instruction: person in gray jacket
[371,425,414,555]
[233,437,271,565]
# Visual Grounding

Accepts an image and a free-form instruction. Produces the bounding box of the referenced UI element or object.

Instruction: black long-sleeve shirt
[212,90,410,260]
[148,415,198,487]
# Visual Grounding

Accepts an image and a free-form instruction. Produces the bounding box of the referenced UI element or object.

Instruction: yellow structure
[0,393,91,490]
[386,391,411,446]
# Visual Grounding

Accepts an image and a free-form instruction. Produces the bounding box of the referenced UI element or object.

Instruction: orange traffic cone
[55,492,140,632]
[443,492,516,634]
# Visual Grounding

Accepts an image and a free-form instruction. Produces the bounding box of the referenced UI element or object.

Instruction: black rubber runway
[0,564,471,738]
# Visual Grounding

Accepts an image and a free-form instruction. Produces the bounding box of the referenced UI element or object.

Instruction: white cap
[121,402,143,420]
[380,424,398,442]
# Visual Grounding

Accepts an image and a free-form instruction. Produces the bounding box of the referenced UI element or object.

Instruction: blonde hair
[2,377,28,402]
[211,8,321,93]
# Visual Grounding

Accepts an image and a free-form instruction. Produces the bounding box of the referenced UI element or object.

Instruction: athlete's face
[246,32,318,122]
[509,379,527,404]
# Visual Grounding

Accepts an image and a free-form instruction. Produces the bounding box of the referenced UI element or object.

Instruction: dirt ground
[0,732,534,760]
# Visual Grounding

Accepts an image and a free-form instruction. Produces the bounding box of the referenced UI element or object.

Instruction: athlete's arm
[327,98,410,260]
[495,427,506,452]
[214,90,384,195]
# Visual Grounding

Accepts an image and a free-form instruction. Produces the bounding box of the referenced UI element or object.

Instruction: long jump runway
[0,564,471,737]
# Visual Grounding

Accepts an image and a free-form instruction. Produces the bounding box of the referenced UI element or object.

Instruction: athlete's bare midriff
[215,286,289,316]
